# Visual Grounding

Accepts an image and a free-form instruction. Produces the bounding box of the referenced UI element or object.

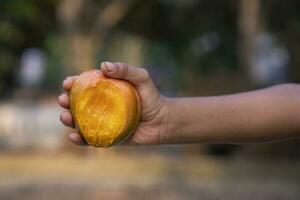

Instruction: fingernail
[104,62,116,72]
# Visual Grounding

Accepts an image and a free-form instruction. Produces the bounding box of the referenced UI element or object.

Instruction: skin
[58,62,300,146]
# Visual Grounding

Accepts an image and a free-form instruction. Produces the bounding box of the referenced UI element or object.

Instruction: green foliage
[0,0,58,95]
[43,34,66,93]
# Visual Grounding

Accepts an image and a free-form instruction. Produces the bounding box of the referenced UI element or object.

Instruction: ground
[0,148,299,200]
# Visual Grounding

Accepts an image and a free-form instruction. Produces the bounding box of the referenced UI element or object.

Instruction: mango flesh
[69,70,141,147]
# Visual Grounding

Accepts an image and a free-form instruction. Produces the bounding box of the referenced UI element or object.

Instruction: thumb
[100,62,150,87]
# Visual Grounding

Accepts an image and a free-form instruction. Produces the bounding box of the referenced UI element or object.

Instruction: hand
[58,62,171,146]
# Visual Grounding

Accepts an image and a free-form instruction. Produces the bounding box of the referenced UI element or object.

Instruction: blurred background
[0,0,300,199]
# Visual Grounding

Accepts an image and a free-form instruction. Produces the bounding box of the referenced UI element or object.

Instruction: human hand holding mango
[58,62,170,146]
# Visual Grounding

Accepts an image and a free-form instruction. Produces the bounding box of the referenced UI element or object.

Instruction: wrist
[159,97,178,144]
[159,97,210,144]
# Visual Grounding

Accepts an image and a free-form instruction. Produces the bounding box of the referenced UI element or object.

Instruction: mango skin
[69,70,141,147]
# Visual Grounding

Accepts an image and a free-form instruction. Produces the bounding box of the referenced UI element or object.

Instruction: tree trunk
[237,0,262,85]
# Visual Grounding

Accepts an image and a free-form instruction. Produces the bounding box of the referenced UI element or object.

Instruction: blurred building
[0,99,64,149]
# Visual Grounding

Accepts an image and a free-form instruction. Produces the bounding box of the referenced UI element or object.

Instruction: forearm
[163,84,300,144]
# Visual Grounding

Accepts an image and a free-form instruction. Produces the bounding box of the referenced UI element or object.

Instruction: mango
[69,70,141,147]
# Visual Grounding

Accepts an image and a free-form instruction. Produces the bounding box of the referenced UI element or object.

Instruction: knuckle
[140,68,150,82]
[116,63,129,77]
[122,64,129,77]
[62,79,68,87]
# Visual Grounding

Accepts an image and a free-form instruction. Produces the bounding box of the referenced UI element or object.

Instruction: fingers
[63,76,78,92]
[101,62,150,87]
[59,75,76,110]
[68,132,88,146]
[59,76,75,126]
[58,93,69,109]
[61,75,88,147]
[61,112,87,146]
[60,111,74,128]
